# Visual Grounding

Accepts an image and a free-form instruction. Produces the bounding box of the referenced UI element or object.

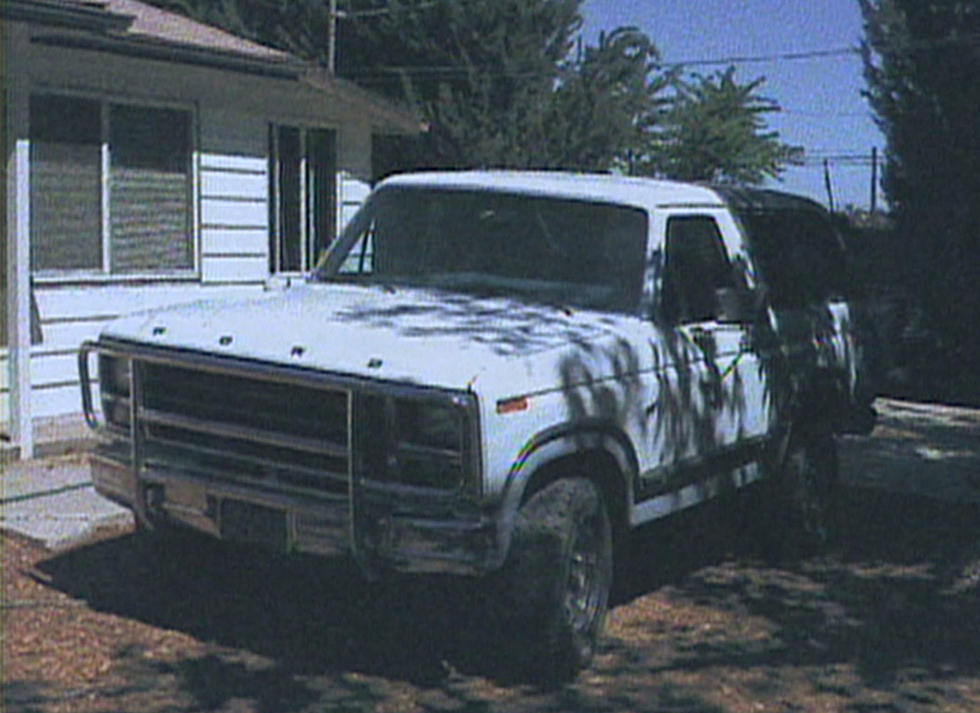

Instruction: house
[1,0,418,460]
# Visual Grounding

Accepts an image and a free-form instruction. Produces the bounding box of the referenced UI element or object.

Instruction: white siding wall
[26,283,263,418]
[200,153,269,285]
[18,166,371,422]
[22,170,371,421]
[337,173,371,237]
[4,33,384,428]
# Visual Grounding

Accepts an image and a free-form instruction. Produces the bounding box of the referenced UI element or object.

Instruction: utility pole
[870,146,878,214]
[328,0,338,74]
[823,158,836,213]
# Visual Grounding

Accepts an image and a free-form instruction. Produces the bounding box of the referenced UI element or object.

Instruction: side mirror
[715,286,766,324]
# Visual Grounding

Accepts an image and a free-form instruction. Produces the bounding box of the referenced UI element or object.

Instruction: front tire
[501,478,613,681]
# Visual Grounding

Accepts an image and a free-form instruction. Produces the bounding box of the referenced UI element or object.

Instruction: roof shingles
[65,0,292,61]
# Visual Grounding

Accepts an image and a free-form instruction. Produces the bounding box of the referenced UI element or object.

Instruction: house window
[29,94,193,276]
[109,104,192,273]
[30,95,103,272]
[269,125,337,273]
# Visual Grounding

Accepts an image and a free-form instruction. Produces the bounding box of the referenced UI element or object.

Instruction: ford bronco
[79,171,875,678]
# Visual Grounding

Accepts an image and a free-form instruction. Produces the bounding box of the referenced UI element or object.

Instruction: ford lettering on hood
[104,282,630,391]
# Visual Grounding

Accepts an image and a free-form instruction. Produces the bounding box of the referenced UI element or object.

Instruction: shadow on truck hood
[103,283,629,390]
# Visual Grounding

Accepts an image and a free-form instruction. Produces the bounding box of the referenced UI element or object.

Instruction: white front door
[633,210,770,515]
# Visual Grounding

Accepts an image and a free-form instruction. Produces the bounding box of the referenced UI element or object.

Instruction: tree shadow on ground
[35,531,512,681]
[28,482,980,711]
[616,485,980,696]
[18,525,737,712]
[840,401,980,502]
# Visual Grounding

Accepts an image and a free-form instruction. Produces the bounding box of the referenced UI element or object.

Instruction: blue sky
[580,0,884,210]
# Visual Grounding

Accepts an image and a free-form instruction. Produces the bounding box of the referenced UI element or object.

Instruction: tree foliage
[538,27,668,173]
[338,0,581,171]
[642,67,803,184]
[859,0,980,368]
[158,0,335,61]
[152,0,801,184]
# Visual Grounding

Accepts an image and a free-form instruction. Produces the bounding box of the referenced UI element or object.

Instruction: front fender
[490,421,638,566]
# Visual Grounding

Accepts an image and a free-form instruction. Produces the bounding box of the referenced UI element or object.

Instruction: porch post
[6,138,32,458]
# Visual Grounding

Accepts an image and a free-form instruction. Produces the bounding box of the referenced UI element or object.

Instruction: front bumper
[80,339,498,577]
[91,446,501,577]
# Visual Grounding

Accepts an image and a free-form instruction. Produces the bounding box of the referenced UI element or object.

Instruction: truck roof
[712,185,827,214]
[381,171,829,215]
[380,170,727,210]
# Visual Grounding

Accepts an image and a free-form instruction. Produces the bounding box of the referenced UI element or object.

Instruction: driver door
[652,211,769,470]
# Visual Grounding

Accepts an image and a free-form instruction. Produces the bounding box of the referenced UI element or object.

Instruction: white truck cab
[80,171,874,679]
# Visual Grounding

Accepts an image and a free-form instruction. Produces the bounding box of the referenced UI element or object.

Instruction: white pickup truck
[80,171,875,678]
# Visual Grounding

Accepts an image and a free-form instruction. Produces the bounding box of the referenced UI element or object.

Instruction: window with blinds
[28,94,193,276]
[29,95,103,272]
[109,104,192,273]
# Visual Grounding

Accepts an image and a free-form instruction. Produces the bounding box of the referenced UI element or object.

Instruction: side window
[661,216,734,324]
[738,208,847,309]
[109,104,193,273]
[30,95,102,272]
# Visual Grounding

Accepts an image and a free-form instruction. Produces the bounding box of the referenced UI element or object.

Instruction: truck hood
[102,283,631,394]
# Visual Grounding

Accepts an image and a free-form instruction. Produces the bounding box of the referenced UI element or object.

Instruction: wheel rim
[563,513,607,635]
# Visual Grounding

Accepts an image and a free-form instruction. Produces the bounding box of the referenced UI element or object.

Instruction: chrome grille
[137,361,351,497]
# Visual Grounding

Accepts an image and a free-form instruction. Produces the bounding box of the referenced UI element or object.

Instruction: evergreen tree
[338,0,582,171]
[151,1,803,186]
[159,0,334,62]
[859,0,980,383]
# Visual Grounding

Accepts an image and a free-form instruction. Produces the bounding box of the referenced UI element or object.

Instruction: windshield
[313,186,649,314]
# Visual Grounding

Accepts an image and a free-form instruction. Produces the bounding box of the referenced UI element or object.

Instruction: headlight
[99,355,131,395]
[354,392,476,491]
[396,400,465,452]
[98,355,131,430]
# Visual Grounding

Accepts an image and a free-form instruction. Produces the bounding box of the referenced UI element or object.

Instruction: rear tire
[783,434,840,547]
[750,433,840,558]
[501,478,612,681]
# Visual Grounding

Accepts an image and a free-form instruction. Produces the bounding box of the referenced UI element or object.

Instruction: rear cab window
[730,206,849,310]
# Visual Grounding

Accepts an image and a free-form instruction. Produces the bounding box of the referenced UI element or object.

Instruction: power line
[801,158,876,166]
[341,46,863,78]
[782,109,871,119]
[337,1,442,18]
[334,0,980,63]
[666,30,980,68]
[806,149,879,158]
[799,152,880,167]
[339,35,976,78]
[667,46,858,66]
[323,1,980,79]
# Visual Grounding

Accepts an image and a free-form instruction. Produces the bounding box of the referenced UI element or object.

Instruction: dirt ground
[4,398,980,713]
